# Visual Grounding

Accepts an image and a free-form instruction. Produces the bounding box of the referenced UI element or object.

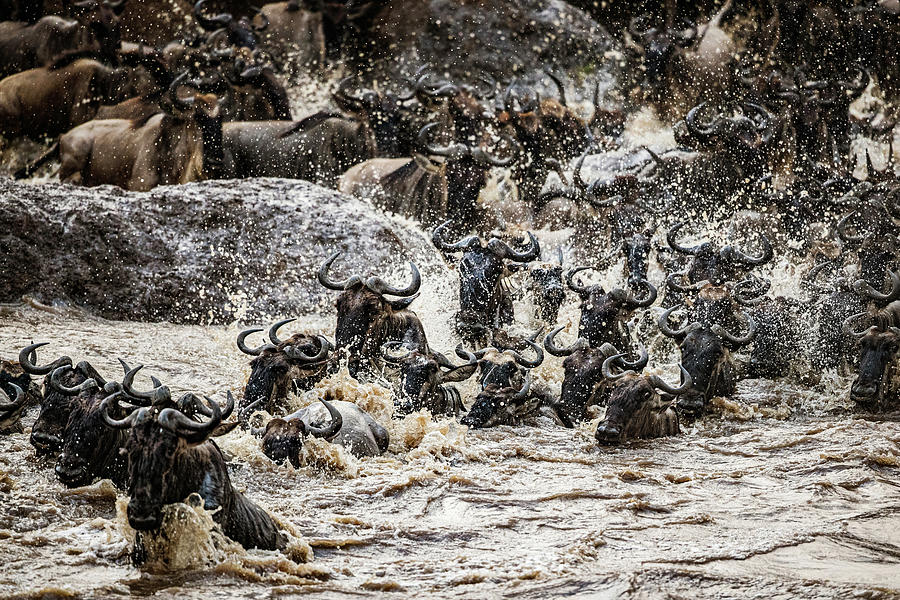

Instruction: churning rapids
[2,1,900,599]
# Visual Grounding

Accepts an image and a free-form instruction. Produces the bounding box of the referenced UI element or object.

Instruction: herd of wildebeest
[1,0,900,557]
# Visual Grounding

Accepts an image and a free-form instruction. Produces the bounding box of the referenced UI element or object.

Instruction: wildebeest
[666,220,773,288]
[565,266,657,349]
[380,342,478,417]
[432,220,541,345]
[0,53,162,139]
[262,398,389,464]
[595,353,691,445]
[258,0,326,70]
[0,383,25,434]
[527,249,566,325]
[658,302,757,416]
[237,319,333,419]
[845,301,900,406]
[193,0,268,50]
[318,252,427,377]
[339,123,516,227]
[460,373,536,429]
[223,113,375,186]
[19,342,80,454]
[226,62,291,121]
[0,0,125,77]
[103,385,285,550]
[19,75,229,189]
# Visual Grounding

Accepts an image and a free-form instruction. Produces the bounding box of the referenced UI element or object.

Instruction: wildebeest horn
[628,13,657,39]
[626,279,658,307]
[318,252,363,290]
[306,399,342,439]
[730,235,773,266]
[19,342,72,375]
[122,365,158,400]
[543,326,589,357]
[566,266,595,296]
[158,391,235,443]
[513,373,532,401]
[836,211,864,244]
[364,262,421,297]
[619,343,649,371]
[470,139,518,167]
[432,220,481,252]
[103,0,127,13]
[101,391,146,429]
[853,271,900,303]
[666,272,710,294]
[685,102,718,141]
[168,72,195,111]
[711,312,758,346]
[601,353,630,381]
[237,327,272,355]
[507,336,544,368]
[658,305,698,340]
[650,366,692,395]
[842,312,872,338]
[267,318,295,346]
[545,70,567,106]
[667,221,703,255]
[50,366,98,396]
[0,384,25,412]
[439,349,479,383]
[193,0,232,31]
[488,232,541,263]
[419,123,468,158]
[380,341,413,364]
[284,336,332,362]
[732,278,770,306]
[415,73,459,98]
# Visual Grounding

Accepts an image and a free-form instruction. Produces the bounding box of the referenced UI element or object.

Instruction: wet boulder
[0,177,449,324]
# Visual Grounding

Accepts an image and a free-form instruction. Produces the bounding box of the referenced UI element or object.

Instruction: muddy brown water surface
[1,302,899,599]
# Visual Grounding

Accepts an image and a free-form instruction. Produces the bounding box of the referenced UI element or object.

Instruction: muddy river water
[1,283,899,598]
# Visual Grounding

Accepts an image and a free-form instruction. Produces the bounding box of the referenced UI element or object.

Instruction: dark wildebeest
[432,220,541,345]
[258,1,325,69]
[19,342,82,454]
[339,123,516,227]
[103,385,286,550]
[0,356,40,410]
[659,302,757,417]
[544,326,633,427]
[527,249,566,325]
[261,397,389,464]
[237,319,333,419]
[0,383,25,434]
[0,0,125,78]
[318,252,427,378]
[226,62,291,121]
[0,53,162,139]
[380,342,478,417]
[460,373,536,429]
[18,75,229,189]
[666,221,774,287]
[193,0,268,50]
[565,266,657,350]
[844,301,900,406]
[595,352,691,445]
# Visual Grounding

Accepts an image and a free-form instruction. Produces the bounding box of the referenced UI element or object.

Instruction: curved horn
[513,373,532,401]
[711,312,758,346]
[268,318,295,346]
[100,391,144,429]
[432,220,481,252]
[0,384,25,412]
[507,337,544,368]
[317,252,361,291]
[650,365,693,395]
[658,305,696,340]
[667,221,703,255]
[364,262,421,297]
[284,336,332,363]
[665,272,710,294]
[488,232,541,263]
[50,366,98,396]
[566,266,595,296]
[836,211,864,244]
[19,342,72,375]
[626,279,658,308]
[731,235,773,266]
[545,70,567,106]
[306,398,342,439]
[237,328,271,356]
[733,278,770,306]
[158,391,234,442]
[168,72,194,112]
[418,123,468,158]
[843,312,872,338]
[193,0,232,31]
[601,353,630,381]
[619,343,649,371]
[122,365,157,401]
[853,271,900,303]
[380,341,414,364]
[543,326,589,357]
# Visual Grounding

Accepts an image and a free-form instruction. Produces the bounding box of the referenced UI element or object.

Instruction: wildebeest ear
[442,363,478,383]
[211,420,239,437]
[412,152,441,174]
[388,295,419,311]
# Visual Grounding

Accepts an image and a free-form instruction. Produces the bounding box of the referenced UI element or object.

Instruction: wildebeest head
[595,353,690,445]
[103,384,235,531]
[628,14,696,96]
[849,326,900,405]
[318,252,425,372]
[433,220,540,341]
[566,266,657,349]
[68,0,126,64]
[228,59,292,121]
[0,383,26,434]
[0,359,36,414]
[659,304,757,416]
[545,326,643,427]
[381,343,478,416]
[19,343,76,454]
[528,249,566,324]
[622,229,654,288]
[464,335,544,391]
[260,398,343,468]
[667,221,773,286]
[167,74,230,178]
[460,373,534,429]
[682,102,774,154]
[194,0,268,49]
[237,319,333,420]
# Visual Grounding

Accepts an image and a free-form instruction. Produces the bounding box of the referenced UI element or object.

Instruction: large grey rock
[0,178,447,324]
